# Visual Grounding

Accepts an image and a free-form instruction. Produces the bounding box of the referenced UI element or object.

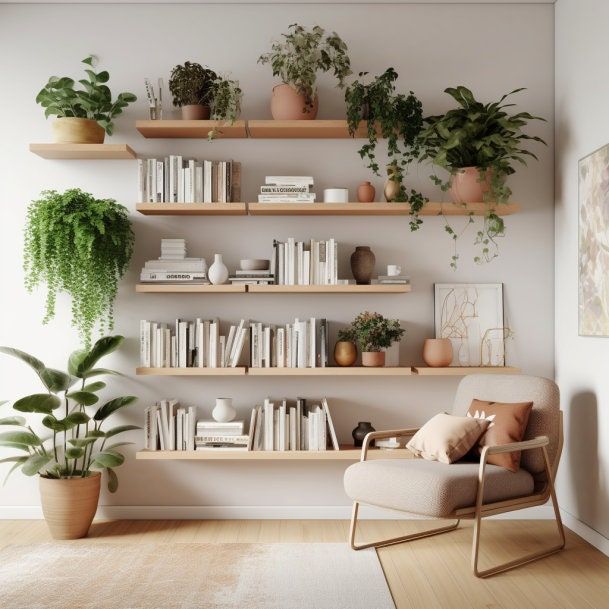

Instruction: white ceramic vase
[212,398,236,423]
[208,254,229,285]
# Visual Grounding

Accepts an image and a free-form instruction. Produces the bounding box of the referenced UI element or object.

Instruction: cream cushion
[344,458,535,517]
[406,413,490,464]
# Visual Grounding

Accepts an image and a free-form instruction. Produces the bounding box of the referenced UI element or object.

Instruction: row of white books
[139,319,247,368]
[144,400,196,451]
[271,238,339,285]
[250,318,329,368]
[138,157,241,203]
[258,176,316,203]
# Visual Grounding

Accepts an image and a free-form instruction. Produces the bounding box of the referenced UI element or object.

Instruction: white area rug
[0,542,395,609]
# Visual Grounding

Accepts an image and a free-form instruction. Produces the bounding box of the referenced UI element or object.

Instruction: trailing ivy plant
[169,61,218,107]
[208,75,243,141]
[0,335,139,492]
[345,68,426,230]
[24,189,134,347]
[36,55,137,135]
[258,24,352,111]
[418,86,546,266]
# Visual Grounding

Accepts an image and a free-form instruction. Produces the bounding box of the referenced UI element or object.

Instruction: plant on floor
[0,335,138,491]
[169,61,218,108]
[23,189,134,347]
[418,86,546,266]
[345,68,426,230]
[208,75,243,140]
[346,311,405,352]
[36,55,137,136]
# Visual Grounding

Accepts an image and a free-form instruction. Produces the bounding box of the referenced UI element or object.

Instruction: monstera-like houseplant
[169,61,218,119]
[0,336,138,539]
[258,23,351,120]
[36,55,136,143]
[345,311,405,367]
[24,189,134,347]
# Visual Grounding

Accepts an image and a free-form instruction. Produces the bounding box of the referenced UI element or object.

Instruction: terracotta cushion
[467,398,533,472]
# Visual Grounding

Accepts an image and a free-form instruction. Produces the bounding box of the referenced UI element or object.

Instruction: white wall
[0,2,554,515]
[555,0,609,542]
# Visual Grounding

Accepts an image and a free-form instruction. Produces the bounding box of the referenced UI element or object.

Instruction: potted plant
[0,335,138,539]
[36,55,136,144]
[24,189,134,347]
[345,311,405,367]
[169,61,218,120]
[334,328,357,367]
[208,75,243,140]
[345,68,426,230]
[258,24,351,120]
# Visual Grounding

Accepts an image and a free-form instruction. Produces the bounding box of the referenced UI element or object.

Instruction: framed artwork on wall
[579,143,609,336]
[434,283,505,366]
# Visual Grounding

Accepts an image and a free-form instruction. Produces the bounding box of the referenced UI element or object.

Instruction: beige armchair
[343,374,566,578]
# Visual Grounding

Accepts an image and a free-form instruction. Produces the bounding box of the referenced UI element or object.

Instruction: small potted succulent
[258,24,351,120]
[334,327,357,367]
[0,336,138,539]
[208,74,243,140]
[345,311,405,367]
[36,55,136,144]
[169,61,218,120]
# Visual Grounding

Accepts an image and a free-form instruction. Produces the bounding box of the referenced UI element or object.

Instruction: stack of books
[138,157,241,203]
[258,176,316,203]
[140,239,208,284]
[144,399,196,451]
[373,274,411,285]
[195,420,248,451]
[250,318,329,368]
[228,270,275,286]
[139,318,248,368]
[272,238,338,285]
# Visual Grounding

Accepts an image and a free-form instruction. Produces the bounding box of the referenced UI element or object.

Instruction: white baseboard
[559,508,609,556]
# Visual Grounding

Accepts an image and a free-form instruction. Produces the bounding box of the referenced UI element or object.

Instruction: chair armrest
[480,435,549,461]
[360,428,419,461]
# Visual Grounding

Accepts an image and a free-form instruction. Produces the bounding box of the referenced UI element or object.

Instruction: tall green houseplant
[24,189,134,347]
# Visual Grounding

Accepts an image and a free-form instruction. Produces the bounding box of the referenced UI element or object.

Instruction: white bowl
[240,258,270,271]
[323,188,349,203]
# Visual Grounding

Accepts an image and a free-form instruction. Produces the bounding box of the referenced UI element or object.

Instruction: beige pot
[422,338,453,367]
[181,104,211,120]
[449,167,492,203]
[271,84,318,120]
[52,118,105,144]
[39,472,101,540]
[334,341,357,367]
[362,351,385,367]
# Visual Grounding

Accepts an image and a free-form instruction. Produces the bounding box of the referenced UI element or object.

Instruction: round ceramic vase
[422,338,453,367]
[352,422,376,447]
[212,398,236,423]
[208,254,229,285]
[357,181,376,203]
[362,351,385,367]
[350,246,376,285]
[449,167,492,203]
[270,84,318,120]
[334,341,357,367]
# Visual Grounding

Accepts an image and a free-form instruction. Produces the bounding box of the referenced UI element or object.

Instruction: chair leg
[349,501,460,551]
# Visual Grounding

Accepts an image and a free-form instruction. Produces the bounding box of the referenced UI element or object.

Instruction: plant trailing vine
[345,68,426,231]
[208,75,243,140]
[24,189,134,347]
[169,61,218,107]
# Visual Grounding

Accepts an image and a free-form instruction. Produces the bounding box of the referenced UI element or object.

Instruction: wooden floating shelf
[136,284,246,293]
[247,120,372,139]
[247,367,414,377]
[412,366,521,376]
[30,143,136,160]
[136,120,247,139]
[136,203,247,216]
[247,284,410,293]
[136,367,246,376]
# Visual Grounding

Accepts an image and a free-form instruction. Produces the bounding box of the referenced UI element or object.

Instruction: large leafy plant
[258,24,352,111]
[0,336,138,492]
[36,56,136,135]
[345,311,405,353]
[169,61,218,107]
[24,189,134,347]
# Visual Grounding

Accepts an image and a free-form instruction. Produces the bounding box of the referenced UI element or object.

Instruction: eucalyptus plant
[345,311,405,353]
[0,336,138,492]
[24,189,134,347]
[169,61,218,107]
[208,75,243,140]
[36,56,136,135]
[258,24,352,111]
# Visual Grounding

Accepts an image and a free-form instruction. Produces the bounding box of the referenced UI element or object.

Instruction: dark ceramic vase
[350,246,375,285]
[352,421,376,447]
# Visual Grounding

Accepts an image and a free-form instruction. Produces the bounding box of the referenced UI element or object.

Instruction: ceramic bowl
[240,259,270,271]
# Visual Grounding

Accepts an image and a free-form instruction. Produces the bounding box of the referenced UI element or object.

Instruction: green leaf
[107,467,118,493]
[42,415,67,432]
[13,393,60,414]
[91,450,124,468]
[0,416,26,426]
[2,457,28,484]
[65,447,84,459]
[22,454,52,476]
[104,424,141,438]
[82,381,106,392]
[93,396,137,421]
[68,437,97,448]
[0,346,45,373]
[82,368,121,379]
[0,441,31,452]
[68,349,88,377]
[65,411,91,427]
[65,391,99,406]
[40,368,72,392]
[105,442,134,451]
[81,336,124,372]
[86,429,106,439]
[0,456,29,465]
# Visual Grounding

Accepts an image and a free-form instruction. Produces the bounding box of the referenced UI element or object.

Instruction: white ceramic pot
[212,398,236,423]
[323,188,349,203]
[208,254,229,285]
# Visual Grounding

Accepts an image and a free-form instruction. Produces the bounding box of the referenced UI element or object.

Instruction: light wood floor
[1,519,609,609]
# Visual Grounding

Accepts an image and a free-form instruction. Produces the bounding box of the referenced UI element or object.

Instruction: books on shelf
[229,270,274,285]
[196,420,248,450]
[144,399,196,451]
[258,176,316,203]
[271,238,338,286]
[140,239,209,284]
[374,275,411,285]
[138,157,241,203]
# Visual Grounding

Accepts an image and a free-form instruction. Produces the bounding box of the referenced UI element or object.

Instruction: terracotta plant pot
[350,246,375,285]
[39,472,101,540]
[422,338,453,367]
[181,104,211,120]
[271,84,318,120]
[334,341,357,367]
[357,181,376,203]
[449,167,492,203]
[362,351,385,367]
[52,117,105,144]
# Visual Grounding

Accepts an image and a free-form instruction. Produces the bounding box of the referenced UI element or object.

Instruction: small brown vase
[357,181,376,203]
[350,246,375,285]
[352,421,376,447]
[362,351,385,367]
[334,341,357,366]
[449,167,492,203]
[52,118,105,144]
[39,472,101,540]
[181,104,211,120]
[270,84,318,120]
[422,338,453,367]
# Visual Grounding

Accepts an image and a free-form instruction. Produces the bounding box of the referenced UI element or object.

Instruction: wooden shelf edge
[136,203,247,216]
[247,367,414,376]
[136,120,248,139]
[29,143,136,160]
[412,366,521,376]
[136,284,246,293]
[136,367,247,376]
[247,284,410,293]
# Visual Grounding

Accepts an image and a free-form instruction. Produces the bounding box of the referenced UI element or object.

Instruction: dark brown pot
[352,421,376,447]
[334,341,357,366]
[350,246,375,285]
[181,104,211,120]
[362,351,385,367]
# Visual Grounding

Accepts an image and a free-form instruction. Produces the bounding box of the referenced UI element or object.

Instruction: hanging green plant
[208,75,243,140]
[23,189,134,347]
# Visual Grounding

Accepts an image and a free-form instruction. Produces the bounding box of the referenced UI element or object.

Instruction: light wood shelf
[136,367,246,376]
[247,120,372,139]
[247,367,413,377]
[412,366,520,376]
[136,203,247,216]
[136,120,247,139]
[246,284,410,293]
[30,143,136,160]
[136,284,246,293]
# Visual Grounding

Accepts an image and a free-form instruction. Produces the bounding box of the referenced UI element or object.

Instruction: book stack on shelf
[196,420,248,451]
[250,318,329,368]
[272,238,339,285]
[140,318,248,368]
[144,399,196,451]
[258,176,316,203]
[137,156,241,203]
[140,239,209,284]
[229,269,274,286]
[373,274,411,286]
